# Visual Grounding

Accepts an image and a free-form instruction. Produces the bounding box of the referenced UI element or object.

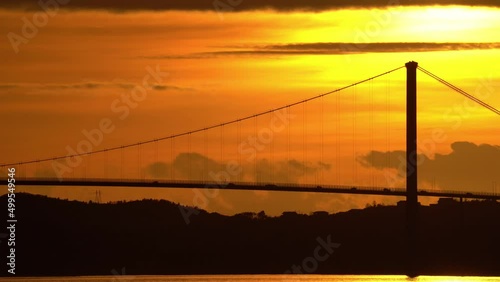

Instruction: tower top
[406,61,418,68]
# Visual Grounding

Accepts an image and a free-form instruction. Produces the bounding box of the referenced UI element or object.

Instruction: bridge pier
[406,61,419,277]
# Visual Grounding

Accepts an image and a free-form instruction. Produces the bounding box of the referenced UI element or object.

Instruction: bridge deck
[11,178,500,201]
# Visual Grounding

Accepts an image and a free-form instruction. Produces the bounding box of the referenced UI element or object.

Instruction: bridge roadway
[12,178,500,201]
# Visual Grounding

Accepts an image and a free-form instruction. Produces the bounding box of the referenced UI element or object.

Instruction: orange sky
[0,5,499,215]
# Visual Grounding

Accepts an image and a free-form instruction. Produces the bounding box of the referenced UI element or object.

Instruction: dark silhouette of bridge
[15,178,500,201]
[2,61,499,277]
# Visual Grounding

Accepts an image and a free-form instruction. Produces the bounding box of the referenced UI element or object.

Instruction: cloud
[172,152,224,180]
[144,43,500,60]
[358,149,409,170]
[0,82,193,92]
[0,82,106,90]
[146,162,171,178]
[151,84,194,91]
[146,153,234,181]
[0,84,18,89]
[256,159,331,183]
[146,152,330,183]
[188,42,500,57]
[358,141,500,192]
[2,0,499,12]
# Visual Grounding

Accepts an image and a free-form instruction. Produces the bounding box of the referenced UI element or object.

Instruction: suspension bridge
[1,62,498,200]
[2,61,499,276]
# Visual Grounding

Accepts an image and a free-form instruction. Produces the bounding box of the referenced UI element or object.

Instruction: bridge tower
[405,61,419,276]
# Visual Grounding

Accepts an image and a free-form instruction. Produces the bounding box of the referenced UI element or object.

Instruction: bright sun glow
[285,7,500,44]
[404,6,498,41]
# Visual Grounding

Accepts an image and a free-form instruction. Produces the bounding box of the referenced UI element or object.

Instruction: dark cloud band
[2,0,499,11]
[150,42,500,59]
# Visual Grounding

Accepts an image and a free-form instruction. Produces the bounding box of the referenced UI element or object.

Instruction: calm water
[2,275,500,282]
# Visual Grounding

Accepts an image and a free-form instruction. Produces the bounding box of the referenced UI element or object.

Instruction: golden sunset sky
[0,1,499,215]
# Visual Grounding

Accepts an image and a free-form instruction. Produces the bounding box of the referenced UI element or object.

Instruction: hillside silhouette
[1,193,499,276]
